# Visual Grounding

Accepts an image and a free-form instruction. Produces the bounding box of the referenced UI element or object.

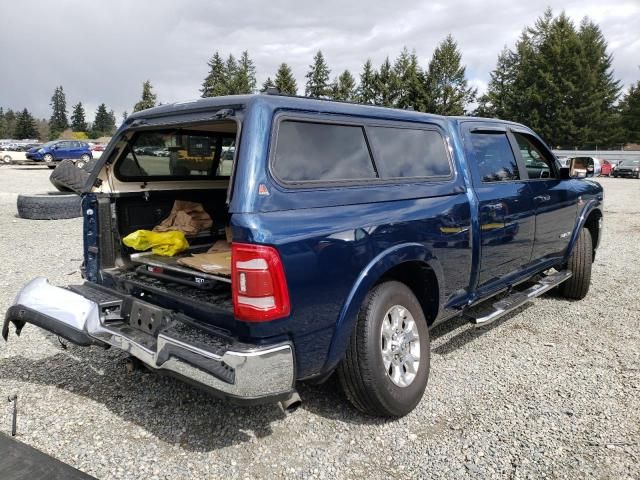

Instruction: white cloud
[0,0,638,120]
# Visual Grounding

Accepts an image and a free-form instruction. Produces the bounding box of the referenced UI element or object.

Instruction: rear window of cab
[271,118,452,185]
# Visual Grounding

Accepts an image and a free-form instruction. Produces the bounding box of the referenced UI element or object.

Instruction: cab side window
[513,132,557,179]
[469,132,520,182]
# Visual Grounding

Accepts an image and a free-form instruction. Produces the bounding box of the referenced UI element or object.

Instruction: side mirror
[562,158,587,179]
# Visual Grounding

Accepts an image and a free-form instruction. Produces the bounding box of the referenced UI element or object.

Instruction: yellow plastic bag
[122,229,189,257]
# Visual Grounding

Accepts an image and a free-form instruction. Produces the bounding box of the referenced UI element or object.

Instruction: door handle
[534,194,551,202]
[485,203,504,211]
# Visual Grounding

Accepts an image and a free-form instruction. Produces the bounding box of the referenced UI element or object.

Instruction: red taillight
[231,243,290,322]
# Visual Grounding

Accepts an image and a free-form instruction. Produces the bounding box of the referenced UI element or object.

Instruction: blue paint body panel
[89,95,603,380]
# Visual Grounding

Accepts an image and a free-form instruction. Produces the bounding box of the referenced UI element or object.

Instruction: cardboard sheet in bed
[177,240,232,275]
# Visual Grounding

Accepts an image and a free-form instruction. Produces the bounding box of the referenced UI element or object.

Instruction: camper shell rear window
[115,124,237,181]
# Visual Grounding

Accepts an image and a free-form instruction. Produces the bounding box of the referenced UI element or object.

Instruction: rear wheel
[76,153,91,168]
[338,280,430,417]
[559,228,592,300]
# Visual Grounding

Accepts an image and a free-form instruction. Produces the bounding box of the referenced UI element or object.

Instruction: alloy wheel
[380,305,421,388]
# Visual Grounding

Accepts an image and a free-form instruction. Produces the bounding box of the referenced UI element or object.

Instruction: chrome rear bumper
[3,278,295,403]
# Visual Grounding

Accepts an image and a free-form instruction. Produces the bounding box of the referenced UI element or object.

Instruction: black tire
[49,159,90,193]
[43,153,55,167]
[559,228,592,300]
[82,157,99,173]
[16,192,81,220]
[337,280,430,417]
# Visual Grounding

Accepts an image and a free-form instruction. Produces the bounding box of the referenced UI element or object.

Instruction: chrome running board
[466,270,572,326]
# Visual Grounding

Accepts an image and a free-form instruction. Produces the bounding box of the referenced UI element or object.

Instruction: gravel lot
[0,165,638,479]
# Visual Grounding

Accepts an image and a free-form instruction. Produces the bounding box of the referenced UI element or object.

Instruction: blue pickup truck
[3,94,603,417]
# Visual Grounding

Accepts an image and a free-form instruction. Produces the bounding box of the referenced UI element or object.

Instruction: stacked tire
[16,192,82,220]
[49,159,95,193]
[16,159,96,220]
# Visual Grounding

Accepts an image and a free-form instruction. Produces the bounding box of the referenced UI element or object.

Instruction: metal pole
[8,395,17,436]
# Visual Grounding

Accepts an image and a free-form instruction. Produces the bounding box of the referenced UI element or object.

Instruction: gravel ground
[0,165,638,479]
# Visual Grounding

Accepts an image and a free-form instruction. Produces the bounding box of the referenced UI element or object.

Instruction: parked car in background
[613,159,640,178]
[0,148,29,164]
[26,140,93,169]
[598,159,614,176]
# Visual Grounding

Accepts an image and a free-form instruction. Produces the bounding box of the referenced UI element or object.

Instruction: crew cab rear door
[510,130,578,262]
[462,124,536,286]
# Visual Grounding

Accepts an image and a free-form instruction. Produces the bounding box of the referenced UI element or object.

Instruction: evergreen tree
[13,108,39,139]
[4,110,17,138]
[92,104,117,137]
[573,18,622,147]
[262,77,275,91]
[201,52,228,97]
[393,48,424,110]
[305,51,331,98]
[133,80,157,112]
[274,63,298,95]
[475,47,518,118]
[122,111,128,122]
[522,12,584,146]
[620,80,640,144]
[357,59,377,104]
[331,70,357,101]
[71,102,88,132]
[49,85,69,138]
[375,57,397,107]
[224,54,238,93]
[227,50,256,95]
[36,118,49,142]
[424,35,476,115]
[0,108,7,138]
[478,9,622,148]
[236,50,258,94]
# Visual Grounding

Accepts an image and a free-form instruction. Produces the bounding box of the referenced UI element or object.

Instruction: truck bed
[131,248,231,284]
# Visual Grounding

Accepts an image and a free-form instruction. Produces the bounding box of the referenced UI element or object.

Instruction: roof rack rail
[260,90,426,114]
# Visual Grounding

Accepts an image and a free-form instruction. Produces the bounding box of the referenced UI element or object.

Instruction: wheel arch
[565,201,602,262]
[584,208,602,260]
[322,243,443,375]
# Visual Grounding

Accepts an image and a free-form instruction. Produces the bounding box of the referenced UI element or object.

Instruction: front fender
[321,242,443,374]
[564,199,602,261]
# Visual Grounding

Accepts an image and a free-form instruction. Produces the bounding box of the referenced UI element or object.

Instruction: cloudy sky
[1,0,638,123]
